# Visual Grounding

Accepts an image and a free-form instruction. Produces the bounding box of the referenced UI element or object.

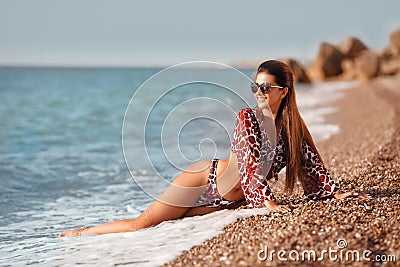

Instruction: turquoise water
[0,68,161,264]
[0,67,157,216]
[0,66,354,266]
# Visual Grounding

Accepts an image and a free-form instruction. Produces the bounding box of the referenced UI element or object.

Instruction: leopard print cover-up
[231,108,340,208]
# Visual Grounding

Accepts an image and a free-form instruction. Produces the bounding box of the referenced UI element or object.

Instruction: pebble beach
[164,76,400,266]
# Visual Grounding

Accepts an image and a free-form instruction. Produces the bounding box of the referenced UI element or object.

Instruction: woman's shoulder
[235,108,257,126]
[237,108,254,117]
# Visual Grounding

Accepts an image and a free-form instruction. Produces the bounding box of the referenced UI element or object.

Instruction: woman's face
[254,72,286,110]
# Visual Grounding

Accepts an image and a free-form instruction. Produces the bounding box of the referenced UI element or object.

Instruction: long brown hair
[257,60,323,193]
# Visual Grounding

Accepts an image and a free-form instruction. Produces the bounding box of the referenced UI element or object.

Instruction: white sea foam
[297,81,357,142]
[3,208,269,267]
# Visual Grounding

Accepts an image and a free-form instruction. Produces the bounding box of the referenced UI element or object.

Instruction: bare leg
[182,200,245,217]
[59,160,217,237]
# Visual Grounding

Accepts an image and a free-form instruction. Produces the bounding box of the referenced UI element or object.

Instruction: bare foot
[59,228,87,237]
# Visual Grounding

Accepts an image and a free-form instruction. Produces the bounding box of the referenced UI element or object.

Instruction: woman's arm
[232,109,291,212]
[301,140,370,200]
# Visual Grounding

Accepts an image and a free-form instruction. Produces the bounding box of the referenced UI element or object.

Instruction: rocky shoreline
[163,76,400,266]
[234,28,400,84]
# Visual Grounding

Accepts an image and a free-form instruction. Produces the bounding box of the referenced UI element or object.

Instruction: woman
[59,60,369,237]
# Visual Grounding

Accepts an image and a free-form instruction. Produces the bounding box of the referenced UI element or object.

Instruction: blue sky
[0,0,399,66]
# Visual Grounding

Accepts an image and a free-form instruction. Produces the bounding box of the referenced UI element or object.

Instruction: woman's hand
[59,228,88,237]
[264,200,291,212]
[334,190,371,200]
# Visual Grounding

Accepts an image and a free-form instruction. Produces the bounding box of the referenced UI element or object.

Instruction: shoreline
[164,76,400,266]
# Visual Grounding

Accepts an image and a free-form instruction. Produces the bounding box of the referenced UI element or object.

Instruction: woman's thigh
[134,160,213,228]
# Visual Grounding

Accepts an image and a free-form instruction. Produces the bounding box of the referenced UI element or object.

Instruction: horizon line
[0,61,259,70]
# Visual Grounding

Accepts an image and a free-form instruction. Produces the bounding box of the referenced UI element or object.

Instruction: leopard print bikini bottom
[194,159,245,208]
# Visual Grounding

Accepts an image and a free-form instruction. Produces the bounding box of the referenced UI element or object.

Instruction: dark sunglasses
[250,82,285,94]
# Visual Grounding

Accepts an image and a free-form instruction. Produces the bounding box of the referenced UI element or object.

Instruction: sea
[0,63,357,266]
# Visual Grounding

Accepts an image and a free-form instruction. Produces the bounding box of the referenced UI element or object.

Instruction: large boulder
[354,51,380,80]
[389,28,400,55]
[280,58,311,83]
[380,57,400,76]
[379,46,396,60]
[306,42,346,81]
[339,36,368,58]
[340,58,358,80]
